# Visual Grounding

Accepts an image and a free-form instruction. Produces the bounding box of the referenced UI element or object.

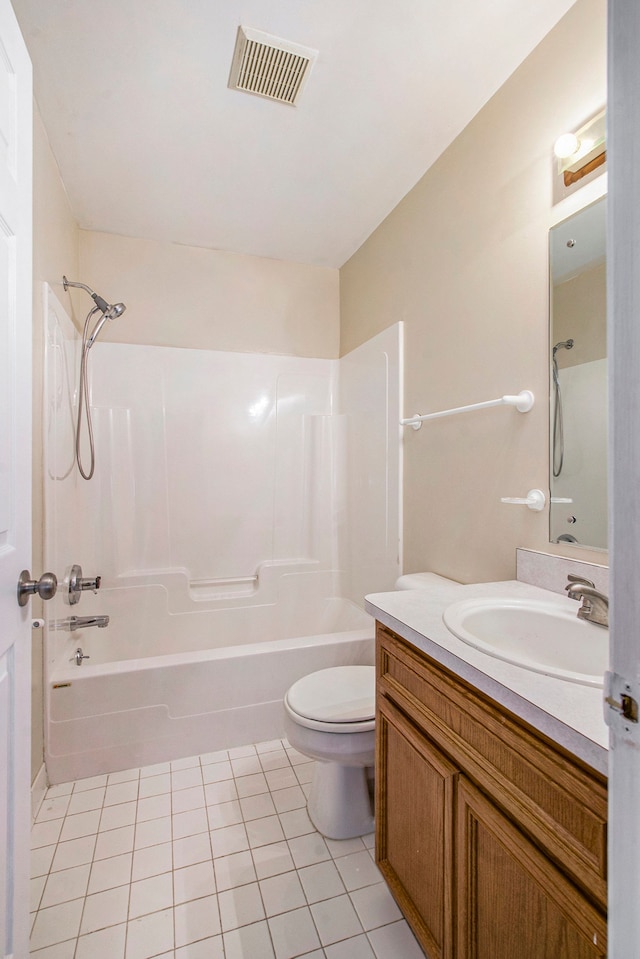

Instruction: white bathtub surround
[43,287,401,783]
[30,738,424,959]
[516,547,608,596]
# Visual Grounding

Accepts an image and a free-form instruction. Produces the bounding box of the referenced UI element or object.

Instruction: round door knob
[17,570,58,607]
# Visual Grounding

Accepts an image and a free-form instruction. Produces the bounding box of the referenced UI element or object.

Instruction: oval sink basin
[442,597,608,687]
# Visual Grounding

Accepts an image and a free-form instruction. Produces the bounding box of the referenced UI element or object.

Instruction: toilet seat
[285,666,375,733]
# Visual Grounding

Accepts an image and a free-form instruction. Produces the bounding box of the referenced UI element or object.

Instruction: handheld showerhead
[63,276,127,328]
[63,274,129,480]
[553,338,574,356]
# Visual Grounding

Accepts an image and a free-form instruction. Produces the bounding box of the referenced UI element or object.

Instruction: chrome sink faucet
[565,575,609,628]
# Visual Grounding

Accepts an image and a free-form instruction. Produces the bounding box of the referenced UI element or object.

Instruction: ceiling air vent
[228,26,317,107]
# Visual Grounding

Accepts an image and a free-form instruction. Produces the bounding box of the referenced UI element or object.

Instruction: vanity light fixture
[554,109,606,186]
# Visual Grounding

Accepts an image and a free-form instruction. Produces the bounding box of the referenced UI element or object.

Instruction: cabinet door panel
[376,696,458,959]
[456,777,606,959]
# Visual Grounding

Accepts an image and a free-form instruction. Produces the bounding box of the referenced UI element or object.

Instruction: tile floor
[30,739,425,959]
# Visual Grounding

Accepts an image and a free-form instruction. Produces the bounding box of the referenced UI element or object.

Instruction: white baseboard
[31,763,48,822]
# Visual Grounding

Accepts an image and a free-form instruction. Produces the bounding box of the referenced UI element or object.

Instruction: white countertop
[365,579,608,776]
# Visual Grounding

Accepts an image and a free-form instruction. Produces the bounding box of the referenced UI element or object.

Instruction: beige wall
[554,260,607,366]
[77,231,340,358]
[32,105,79,782]
[340,0,607,584]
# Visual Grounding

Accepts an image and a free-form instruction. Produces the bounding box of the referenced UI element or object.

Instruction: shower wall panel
[86,345,338,582]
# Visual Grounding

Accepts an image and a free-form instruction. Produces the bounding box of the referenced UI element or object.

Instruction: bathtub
[45,577,374,784]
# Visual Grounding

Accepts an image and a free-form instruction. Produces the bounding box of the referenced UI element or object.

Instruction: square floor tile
[138,774,171,799]
[210,823,249,858]
[41,863,90,908]
[334,850,382,891]
[231,755,263,777]
[251,841,295,881]
[128,872,174,919]
[199,749,229,765]
[31,844,57,878]
[28,940,76,958]
[265,768,298,792]
[298,860,345,904]
[366,919,425,959]
[171,754,201,772]
[75,921,127,959]
[173,860,216,905]
[31,819,63,849]
[175,934,225,959]
[270,786,306,814]
[67,787,106,815]
[278,808,314,840]
[325,933,376,959]
[75,774,109,793]
[94,825,134,861]
[31,874,46,913]
[349,881,402,931]
[172,767,203,791]
[310,894,363,946]
[125,907,174,959]
[59,809,101,842]
[259,872,306,917]
[30,898,84,951]
[202,761,233,785]
[140,762,171,778]
[174,894,221,947]
[88,852,133,895]
[256,739,285,754]
[287,833,330,869]
[132,841,172,882]
[104,781,139,806]
[173,832,213,870]
[172,785,206,815]
[246,815,285,849]
[235,773,268,799]
[223,920,275,959]
[79,884,130,936]
[228,745,256,759]
[171,806,207,841]
[137,794,171,823]
[268,905,320,959]
[294,763,315,785]
[51,835,96,872]
[218,882,265,932]
[134,816,172,850]
[325,837,367,859]
[258,751,290,771]
[239,792,276,822]
[36,795,72,822]
[207,800,243,830]
[213,851,257,892]
[99,802,137,832]
[204,780,238,806]
[107,769,140,786]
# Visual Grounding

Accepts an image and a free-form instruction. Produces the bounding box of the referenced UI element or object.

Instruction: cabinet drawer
[377,624,607,908]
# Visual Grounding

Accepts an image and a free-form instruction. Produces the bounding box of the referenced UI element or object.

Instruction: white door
[607,0,640,955]
[0,0,32,956]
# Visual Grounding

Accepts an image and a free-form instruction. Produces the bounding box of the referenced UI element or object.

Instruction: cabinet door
[456,777,607,959]
[376,696,458,959]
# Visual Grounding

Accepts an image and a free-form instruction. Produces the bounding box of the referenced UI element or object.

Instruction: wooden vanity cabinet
[375,623,608,959]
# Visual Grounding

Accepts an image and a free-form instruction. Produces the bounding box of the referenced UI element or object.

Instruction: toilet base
[307,760,375,840]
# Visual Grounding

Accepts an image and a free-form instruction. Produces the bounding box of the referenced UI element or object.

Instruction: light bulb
[554,133,580,160]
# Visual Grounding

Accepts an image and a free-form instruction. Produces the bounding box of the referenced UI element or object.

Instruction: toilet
[283,572,453,840]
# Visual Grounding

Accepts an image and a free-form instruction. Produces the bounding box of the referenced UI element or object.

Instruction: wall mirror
[549,196,607,550]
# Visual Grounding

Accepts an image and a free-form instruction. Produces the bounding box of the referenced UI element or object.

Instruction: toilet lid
[286,666,375,724]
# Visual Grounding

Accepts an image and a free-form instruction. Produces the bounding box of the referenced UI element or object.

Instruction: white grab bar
[400,390,534,430]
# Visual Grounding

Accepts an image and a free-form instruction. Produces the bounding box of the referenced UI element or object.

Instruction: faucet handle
[566,573,595,592]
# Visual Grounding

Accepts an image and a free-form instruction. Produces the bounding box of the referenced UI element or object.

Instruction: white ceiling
[13,0,577,269]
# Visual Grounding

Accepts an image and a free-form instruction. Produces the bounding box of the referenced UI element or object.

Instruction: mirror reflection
[549,197,607,550]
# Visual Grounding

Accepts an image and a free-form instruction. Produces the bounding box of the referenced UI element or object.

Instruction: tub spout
[66,615,109,631]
